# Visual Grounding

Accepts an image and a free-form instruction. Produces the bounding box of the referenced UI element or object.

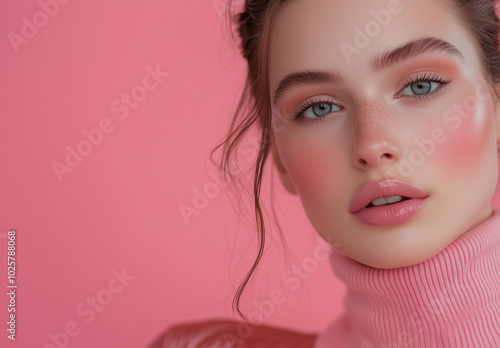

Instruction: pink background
[1,1,500,347]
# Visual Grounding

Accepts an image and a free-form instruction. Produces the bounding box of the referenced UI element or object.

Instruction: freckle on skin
[352,101,397,141]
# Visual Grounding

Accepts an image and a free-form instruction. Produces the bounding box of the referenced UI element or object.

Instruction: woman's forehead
[269,0,468,77]
[267,0,486,102]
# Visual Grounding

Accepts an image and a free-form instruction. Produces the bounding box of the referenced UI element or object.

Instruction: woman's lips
[349,179,429,213]
[349,179,430,226]
[351,197,429,226]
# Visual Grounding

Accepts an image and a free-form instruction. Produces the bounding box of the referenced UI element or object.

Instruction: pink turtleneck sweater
[314,209,500,348]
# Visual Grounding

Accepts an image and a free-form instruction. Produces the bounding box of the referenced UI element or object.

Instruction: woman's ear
[270,135,298,195]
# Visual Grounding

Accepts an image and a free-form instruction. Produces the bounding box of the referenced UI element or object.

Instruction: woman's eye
[302,102,341,119]
[400,80,440,96]
[396,74,452,101]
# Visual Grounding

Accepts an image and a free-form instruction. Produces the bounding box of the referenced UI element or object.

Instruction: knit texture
[314,209,500,348]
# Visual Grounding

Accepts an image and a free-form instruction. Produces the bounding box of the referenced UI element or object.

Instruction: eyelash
[291,73,453,124]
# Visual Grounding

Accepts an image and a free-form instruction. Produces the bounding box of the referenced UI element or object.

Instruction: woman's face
[269,0,500,268]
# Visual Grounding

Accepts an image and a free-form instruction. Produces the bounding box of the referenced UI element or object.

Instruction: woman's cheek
[426,95,493,171]
[437,97,494,170]
[279,132,343,201]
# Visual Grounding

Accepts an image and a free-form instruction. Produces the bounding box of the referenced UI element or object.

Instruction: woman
[152,0,500,346]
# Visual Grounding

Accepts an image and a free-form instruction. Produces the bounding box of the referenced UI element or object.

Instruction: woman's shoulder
[149,319,318,348]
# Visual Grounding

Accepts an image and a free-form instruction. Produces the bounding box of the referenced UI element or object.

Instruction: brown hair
[210,0,500,318]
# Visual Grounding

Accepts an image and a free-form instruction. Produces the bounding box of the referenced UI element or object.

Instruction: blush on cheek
[425,97,493,171]
[284,150,324,194]
[281,141,340,201]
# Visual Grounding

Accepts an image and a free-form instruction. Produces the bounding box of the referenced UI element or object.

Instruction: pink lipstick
[349,179,429,226]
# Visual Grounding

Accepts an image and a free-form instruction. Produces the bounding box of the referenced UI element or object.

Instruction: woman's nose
[351,101,403,170]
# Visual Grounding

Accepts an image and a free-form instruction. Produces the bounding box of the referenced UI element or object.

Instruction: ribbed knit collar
[315,209,500,348]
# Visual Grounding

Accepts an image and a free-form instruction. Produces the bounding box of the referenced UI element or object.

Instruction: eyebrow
[273,37,464,105]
